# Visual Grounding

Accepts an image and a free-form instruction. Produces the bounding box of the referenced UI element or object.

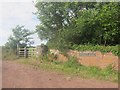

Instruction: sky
[0,0,47,46]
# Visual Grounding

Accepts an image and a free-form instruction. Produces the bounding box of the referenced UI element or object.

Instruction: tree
[35,2,64,40]
[5,25,34,53]
[35,2,96,40]
[35,2,120,50]
[94,2,120,45]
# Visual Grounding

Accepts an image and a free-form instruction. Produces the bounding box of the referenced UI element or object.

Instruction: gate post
[17,44,19,57]
[24,47,28,58]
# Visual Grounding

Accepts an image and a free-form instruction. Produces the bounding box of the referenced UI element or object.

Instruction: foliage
[5,25,34,54]
[63,56,81,69]
[35,2,120,50]
[35,2,96,40]
[35,2,65,40]
[93,3,120,45]
[71,44,119,56]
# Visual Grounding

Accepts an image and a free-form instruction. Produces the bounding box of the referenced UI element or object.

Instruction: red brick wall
[50,49,118,70]
[67,50,118,70]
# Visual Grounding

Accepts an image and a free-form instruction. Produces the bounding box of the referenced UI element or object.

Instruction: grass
[2,51,18,60]
[17,55,119,83]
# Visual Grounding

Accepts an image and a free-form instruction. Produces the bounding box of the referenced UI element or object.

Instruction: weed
[63,56,81,69]
[18,55,118,82]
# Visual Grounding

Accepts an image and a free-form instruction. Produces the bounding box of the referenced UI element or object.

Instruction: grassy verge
[17,56,119,83]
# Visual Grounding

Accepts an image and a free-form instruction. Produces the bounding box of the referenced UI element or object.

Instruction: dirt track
[2,60,118,88]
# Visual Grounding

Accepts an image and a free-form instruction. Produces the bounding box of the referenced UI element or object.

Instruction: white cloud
[0,0,34,2]
[0,1,43,46]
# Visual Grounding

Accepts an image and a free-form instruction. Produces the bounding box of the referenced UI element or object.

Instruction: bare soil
[2,60,118,88]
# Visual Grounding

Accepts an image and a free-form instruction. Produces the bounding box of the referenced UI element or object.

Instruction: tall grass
[2,47,18,60]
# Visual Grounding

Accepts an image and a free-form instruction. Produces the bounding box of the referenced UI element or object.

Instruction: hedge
[71,45,120,56]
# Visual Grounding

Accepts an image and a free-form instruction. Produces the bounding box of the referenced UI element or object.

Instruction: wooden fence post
[17,44,19,57]
[24,47,28,58]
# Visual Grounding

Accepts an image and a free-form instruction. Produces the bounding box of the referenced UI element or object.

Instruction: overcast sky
[0,0,47,46]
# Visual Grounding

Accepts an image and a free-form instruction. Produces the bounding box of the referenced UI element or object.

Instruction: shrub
[71,44,119,56]
[63,56,81,69]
